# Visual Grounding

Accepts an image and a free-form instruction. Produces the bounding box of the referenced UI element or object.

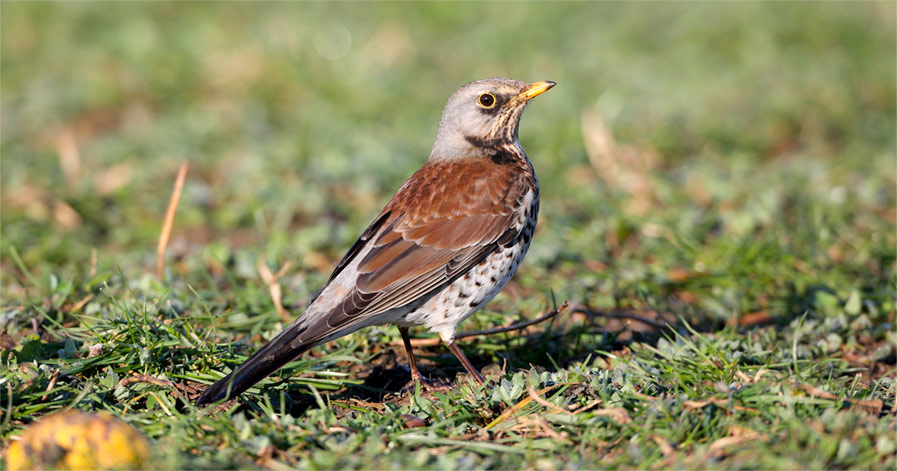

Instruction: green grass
[2,2,895,469]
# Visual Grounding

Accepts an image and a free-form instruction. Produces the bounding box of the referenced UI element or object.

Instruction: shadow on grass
[197,281,865,418]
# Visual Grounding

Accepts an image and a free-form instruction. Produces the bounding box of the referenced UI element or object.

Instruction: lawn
[1,2,895,469]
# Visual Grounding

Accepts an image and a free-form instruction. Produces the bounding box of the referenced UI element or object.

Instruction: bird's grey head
[430,77,555,161]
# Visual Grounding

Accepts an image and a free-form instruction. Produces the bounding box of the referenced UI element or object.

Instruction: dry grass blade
[41,369,60,401]
[683,398,760,414]
[89,248,97,277]
[56,129,80,188]
[683,399,721,409]
[257,257,292,322]
[569,398,602,415]
[696,427,764,464]
[581,108,658,214]
[796,383,838,400]
[753,369,772,383]
[701,436,754,462]
[652,435,675,457]
[117,374,174,389]
[155,161,189,278]
[53,200,82,230]
[485,383,564,430]
[510,415,570,441]
[61,293,94,313]
[604,311,670,330]
[526,379,572,416]
[590,407,632,424]
[797,382,884,413]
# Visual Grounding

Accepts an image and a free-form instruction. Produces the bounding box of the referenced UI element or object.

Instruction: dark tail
[196,322,314,406]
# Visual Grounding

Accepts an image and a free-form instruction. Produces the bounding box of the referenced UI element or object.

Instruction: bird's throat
[463,135,527,166]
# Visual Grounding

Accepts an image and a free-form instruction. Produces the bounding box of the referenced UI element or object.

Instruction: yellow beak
[517,81,557,101]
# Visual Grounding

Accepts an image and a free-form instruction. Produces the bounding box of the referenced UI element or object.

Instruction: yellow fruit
[6,410,151,471]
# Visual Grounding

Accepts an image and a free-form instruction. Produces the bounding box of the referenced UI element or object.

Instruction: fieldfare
[197,77,555,406]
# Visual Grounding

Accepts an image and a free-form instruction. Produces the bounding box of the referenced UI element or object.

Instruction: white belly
[399,188,538,342]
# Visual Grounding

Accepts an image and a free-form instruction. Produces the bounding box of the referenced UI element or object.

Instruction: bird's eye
[477,92,496,108]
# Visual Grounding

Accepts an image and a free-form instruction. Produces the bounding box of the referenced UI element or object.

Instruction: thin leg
[398,327,423,382]
[446,341,485,385]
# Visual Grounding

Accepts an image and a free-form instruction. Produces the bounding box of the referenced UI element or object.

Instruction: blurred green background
[2,3,896,469]
[3,2,893,290]
[2,0,895,358]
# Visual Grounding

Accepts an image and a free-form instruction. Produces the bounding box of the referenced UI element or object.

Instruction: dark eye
[477,92,496,108]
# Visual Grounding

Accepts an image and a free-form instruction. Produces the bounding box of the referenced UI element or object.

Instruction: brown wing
[321,158,532,330]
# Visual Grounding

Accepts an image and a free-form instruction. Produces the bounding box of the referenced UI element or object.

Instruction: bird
[196,77,555,406]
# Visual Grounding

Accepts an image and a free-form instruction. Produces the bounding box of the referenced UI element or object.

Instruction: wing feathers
[324,159,531,329]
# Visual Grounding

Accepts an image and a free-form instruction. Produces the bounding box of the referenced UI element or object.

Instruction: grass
[2,2,895,469]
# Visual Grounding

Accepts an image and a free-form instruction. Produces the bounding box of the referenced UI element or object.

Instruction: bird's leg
[445,341,485,385]
[398,328,451,393]
[398,327,424,384]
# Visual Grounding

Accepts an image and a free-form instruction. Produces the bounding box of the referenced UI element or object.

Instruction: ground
[1,3,895,469]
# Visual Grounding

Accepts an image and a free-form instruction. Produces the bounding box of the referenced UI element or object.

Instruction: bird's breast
[401,186,540,341]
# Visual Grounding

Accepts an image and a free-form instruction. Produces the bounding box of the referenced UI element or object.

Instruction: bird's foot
[400,375,452,394]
